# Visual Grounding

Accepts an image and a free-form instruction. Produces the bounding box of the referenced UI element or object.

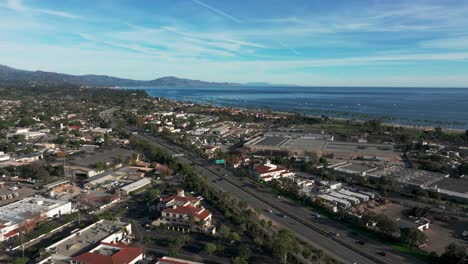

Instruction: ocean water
[123,86,468,129]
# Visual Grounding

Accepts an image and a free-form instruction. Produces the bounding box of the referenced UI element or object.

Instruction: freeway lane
[135,133,423,264]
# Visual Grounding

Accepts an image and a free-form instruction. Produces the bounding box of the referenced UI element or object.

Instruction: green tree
[400,228,427,247]
[238,244,251,260]
[168,236,187,257]
[204,242,217,255]
[18,118,34,127]
[12,257,29,264]
[439,243,466,264]
[376,214,398,236]
[271,229,300,264]
[302,248,312,259]
[230,231,241,242]
[232,256,248,264]
[219,225,231,240]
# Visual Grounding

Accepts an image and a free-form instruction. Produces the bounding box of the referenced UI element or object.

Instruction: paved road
[133,132,424,264]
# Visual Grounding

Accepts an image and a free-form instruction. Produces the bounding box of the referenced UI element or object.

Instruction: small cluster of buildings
[0,196,72,241]
[153,189,216,234]
[298,180,375,212]
[330,162,468,201]
[252,159,295,182]
[244,132,398,162]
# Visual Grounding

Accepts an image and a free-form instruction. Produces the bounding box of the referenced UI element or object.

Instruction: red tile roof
[163,205,211,221]
[71,243,143,264]
[3,229,19,238]
[161,195,199,204]
[254,164,287,174]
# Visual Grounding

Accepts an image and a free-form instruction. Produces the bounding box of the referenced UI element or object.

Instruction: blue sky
[1,0,468,87]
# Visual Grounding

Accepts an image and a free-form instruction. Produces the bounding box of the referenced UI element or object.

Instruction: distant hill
[0,64,241,87]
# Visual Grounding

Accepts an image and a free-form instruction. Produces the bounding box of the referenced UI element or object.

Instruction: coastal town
[0,85,466,264]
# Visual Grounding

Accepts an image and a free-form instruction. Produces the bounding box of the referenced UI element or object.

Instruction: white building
[337,189,369,202]
[41,220,136,264]
[329,191,360,205]
[120,178,151,196]
[0,197,72,241]
[7,128,46,139]
[253,160,295,182]
[317,194,351,209]
[0,152,10,162]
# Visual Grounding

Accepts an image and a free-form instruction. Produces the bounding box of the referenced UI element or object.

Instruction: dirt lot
[371,202,467,254]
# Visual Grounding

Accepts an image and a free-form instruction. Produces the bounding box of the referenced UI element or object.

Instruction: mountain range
[0,64,241,87]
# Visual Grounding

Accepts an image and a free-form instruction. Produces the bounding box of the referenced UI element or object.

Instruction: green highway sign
[215,159,225,164]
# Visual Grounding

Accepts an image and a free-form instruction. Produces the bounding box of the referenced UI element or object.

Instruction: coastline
[121,86,468,132]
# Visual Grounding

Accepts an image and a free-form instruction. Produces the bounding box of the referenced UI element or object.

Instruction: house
[253,160,295,182]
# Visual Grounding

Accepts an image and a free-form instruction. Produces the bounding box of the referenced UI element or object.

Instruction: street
[134,132,425,264]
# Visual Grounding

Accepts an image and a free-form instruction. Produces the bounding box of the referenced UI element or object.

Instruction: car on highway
[276,195,281,199]
[378,251,388,257]
[311,212,321,218]
[267,209,273,213]
[356,240,366,245]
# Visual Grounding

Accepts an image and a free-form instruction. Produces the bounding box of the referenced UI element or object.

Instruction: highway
[133,132,424,264]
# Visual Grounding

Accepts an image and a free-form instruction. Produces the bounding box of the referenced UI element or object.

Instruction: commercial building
[71,242,143,264]
[332,163,378,177]
[337,189,369,202]
[158,189,201,210]
[0,152,10,162]
[84,173,116,190]
[7,128,46,139]
[428,177,468,201]
[41,220,135,264]
[368,167,448,188]
[0,197,72,241]
[317,194,351,209]
[155,190,215,234]
[329,191,360,205]
[253,160,295,182]
[120,178,151,196]
[245,134,397,161]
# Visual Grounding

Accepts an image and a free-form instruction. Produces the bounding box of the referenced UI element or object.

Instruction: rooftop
[429,177,468,194]
[47,220,129,258]
[71,242,143,264]
[0,197,70,224]
[163,205,211,221]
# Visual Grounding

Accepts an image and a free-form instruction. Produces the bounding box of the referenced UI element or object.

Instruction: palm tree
[316,250,324,264]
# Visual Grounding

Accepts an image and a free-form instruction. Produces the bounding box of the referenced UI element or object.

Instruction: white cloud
[6,0,25,11]
[192,0,241,23]
[37,8,79,19]
[421,37,468,50]
[1,40,468,87]
[4,0,79,19]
